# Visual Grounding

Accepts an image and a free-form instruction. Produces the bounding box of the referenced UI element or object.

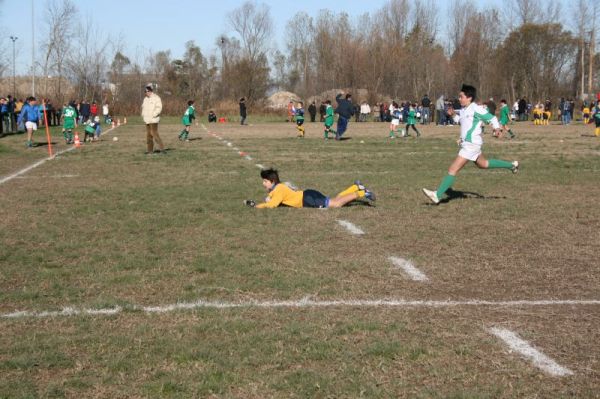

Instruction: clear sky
[2,0,497,75]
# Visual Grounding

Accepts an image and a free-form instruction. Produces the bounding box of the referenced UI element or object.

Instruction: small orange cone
[74,132,81,148]
[123,117,127,125]
[117,118,121,127]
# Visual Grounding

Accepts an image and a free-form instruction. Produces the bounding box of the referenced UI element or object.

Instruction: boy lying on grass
[245,168,375,209]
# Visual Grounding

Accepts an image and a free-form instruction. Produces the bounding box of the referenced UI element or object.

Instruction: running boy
[246,168,375,209]
[323,100,336,139]
[389,102,401,138]
[179,100,196,141]
[62,101,78,144]
[295,101,305,137]
[496,99,515,139]
[582,104,591,125]
[405,103,421,137]
[422,84,519,205]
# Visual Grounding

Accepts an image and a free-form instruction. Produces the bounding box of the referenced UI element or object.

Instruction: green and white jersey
[62,106,77,130]
[182,105,195,125]
[499,104,510,125]
[453,102,499,145]
[324,105,334,126]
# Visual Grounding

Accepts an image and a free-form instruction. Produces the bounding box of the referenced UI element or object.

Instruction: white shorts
[458,141,482,161]
[25,121,38,131]
[391,119,400,126]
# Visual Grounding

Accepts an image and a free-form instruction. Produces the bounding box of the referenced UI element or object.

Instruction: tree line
[2,0,599,115]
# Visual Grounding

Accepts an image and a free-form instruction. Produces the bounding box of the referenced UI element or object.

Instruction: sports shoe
[511,161,519,174]
[354,180,366,191]
[422,188,440,204]
[364,189,376,202]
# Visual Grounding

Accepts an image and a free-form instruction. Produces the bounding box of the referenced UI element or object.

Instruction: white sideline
[2,299,600,320]
[488,327,574,377]
[388,256,429,281]
[337,219,365,235]
[0,126,117,186]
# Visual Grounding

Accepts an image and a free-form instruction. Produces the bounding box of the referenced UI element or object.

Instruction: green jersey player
[62,102,78,144]
[179,100,196,141]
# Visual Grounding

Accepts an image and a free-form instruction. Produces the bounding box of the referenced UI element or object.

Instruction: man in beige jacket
[141,85,165,154]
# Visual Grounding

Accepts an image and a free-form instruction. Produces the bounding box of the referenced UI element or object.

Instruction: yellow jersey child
[246,168,375,209]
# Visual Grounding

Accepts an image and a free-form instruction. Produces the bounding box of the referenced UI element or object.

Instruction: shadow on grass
[32,142,58,147]
[187,137,202,141]
[344,200,376,207]
[580,134,598,137]
[429,188,507,205]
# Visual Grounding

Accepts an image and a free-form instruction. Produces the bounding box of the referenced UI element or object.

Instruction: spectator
[486,97,497,117]
[90,102,98,118]
[318,101,326,122]
[308,101,317,122]
[287,100,295,122]
[518,97,527,121]
[141,85,165,154]
[373,102,381,122]
[421,94,431,124]
[15,98,23,131]
[359,102,371,122]
[7,95,15,132]
[435,95,445,125]
[208,110,217,123]
[102,102,110,124]
[0,98,7,135]
[239,97,247,125]
[80,100,91,124]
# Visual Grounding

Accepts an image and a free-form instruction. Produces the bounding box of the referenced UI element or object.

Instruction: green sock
[436,174,455,198]
[389,130,395,137]
[488,159,513,169]
[324,130,328,138]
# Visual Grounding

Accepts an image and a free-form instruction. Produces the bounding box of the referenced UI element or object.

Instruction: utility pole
[581,35,585,99]
[589,29,595,95]
[31,0,35,97]
[10,36,18,96]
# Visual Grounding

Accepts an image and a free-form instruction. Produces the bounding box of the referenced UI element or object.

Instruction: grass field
[1,118,599,398]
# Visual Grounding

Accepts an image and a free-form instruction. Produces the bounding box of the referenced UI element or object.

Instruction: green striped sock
[436,174,455,198]
[488,159,513,169]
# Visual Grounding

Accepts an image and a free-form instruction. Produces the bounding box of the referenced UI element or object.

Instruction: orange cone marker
[74,132,81,148]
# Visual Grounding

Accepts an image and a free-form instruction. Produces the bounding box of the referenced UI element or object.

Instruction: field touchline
[337,219,365,235]
[388,256,429,281]
[488,327,574,377]
[3,299,600,320]
[0,126,117,186]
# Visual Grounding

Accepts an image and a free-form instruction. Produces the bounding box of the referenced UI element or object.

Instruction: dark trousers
[336,116,349,137]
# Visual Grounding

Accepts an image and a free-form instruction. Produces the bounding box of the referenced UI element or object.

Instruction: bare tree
[41,0,77,103]
[227,1,273,63]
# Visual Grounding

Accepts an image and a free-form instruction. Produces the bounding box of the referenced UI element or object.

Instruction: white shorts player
[25,121,38,131]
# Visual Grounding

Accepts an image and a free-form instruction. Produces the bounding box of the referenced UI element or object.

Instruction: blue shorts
[302,189,329,208]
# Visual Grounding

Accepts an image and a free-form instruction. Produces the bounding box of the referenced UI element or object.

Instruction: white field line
[3,299,600,320]
[388,256,429,281]
[337,219,365,235]
[488,327,574,377]
[0,126,117,186]
[255,164,264,169]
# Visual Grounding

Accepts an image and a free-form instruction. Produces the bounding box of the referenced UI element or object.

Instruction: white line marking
[255,164,264,169]
[388,256,429,281]
[3,299,600,320]
[337,219,365,235]
[0,126,116,186]
[245,155,253,161]
[488,327,574,377]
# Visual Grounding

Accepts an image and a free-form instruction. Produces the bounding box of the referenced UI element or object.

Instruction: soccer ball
[113,137,118,141]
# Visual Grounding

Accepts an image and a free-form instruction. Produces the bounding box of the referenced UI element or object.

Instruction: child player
[62,101,77,144]
[594,104,600,137]
[295,101,305,138]
[496,99,515,139]
[405,103,421,137]
[389,102,401,138]
[323,100,336,139]
[422,84,519,205]
[179,100,196,141]
[582,104,591,125]
[245,168,375,209]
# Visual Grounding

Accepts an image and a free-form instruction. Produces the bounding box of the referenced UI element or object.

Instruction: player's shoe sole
[422,188,440,204]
